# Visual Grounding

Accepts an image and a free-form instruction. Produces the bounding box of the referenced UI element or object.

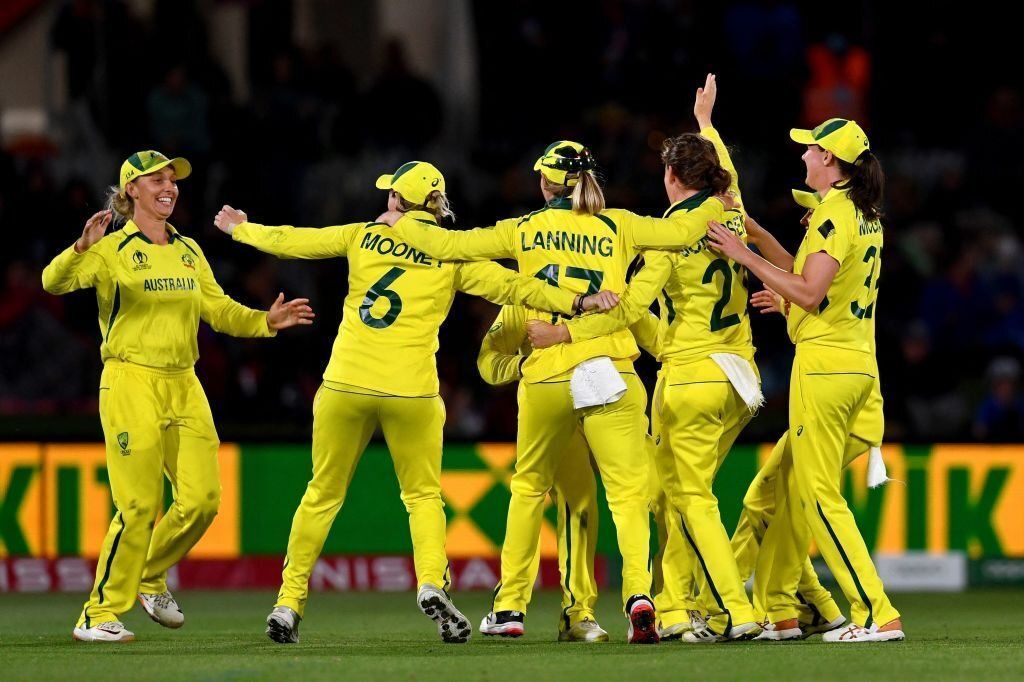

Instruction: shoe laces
[98,621,126,633]
[148,591,175,610]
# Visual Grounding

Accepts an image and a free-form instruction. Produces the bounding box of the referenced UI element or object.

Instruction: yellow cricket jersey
[42,221,273,370]
[391,195,728,382]
[232,211,577,396]
[478,304,663,386]
[565,126,754,366]
[788,187,883,355]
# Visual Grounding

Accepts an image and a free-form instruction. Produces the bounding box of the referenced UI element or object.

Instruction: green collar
[404,209,438,226]
[546,197,572,210]
[663,188,713,218]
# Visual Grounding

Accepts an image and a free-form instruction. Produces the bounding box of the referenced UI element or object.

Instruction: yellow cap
[375,161,445,206]
[792,189,822,209]
[119,150,191,190]
[533,140,595,187]
[790,118,870,164]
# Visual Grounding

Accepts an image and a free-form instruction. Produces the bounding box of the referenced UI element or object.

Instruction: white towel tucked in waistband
[710,353,765,414]
[867,446,889,488]
[570,356,627,410]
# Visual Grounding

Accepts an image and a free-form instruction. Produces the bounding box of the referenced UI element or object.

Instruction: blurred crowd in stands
[2,0,1023,442]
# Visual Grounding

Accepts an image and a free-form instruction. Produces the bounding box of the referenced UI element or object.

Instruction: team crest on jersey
[796,425,804,436]
[131,250,151,271]
[181,253,196,270]
[117,431,131,456]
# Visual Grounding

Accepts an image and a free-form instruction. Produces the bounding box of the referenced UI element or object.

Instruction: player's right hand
[214,205,247,235]
[694,72,717,129]
[751,286,785,315]
[75,210,112,253]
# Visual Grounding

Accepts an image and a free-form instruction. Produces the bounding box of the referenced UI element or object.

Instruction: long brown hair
[836,150,884,221]
[661,133,731,193]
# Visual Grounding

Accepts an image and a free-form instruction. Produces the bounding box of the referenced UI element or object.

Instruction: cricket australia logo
[131,249,151,271]
[181,253,196,270]
[117,431,132,456]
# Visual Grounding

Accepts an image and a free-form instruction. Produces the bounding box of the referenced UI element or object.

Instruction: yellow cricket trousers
[494,370,652,613]
[276,382,448,616]
[549,429,601,631]
[656,358,756,634]
[79,360,221,627]
[649,370,699,630]
[763,346,899,627]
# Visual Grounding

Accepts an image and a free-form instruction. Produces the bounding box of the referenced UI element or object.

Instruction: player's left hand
[376,210,404,226]
[707,220,749,263]
[267,293,315,331]
[214,205,247,235]
[526,320,571,348]
[582,290,620,312]
[751,286,785,315]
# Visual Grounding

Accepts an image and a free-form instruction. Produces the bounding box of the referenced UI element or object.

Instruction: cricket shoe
[802,614,847,638]
[755,618,802,641]
[138,591,184,629]
[823,622,905,643]
[480,610,525,638]
[683,620,762,643]
[417,584,471,644]
[266,605,301,644]
[625,595,659,644]
[558,618,610,642]
[73,621,135,643]
[659,609,704,640]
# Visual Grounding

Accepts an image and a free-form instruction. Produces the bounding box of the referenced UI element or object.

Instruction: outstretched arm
[216,205,360,259]
[386,214,517,261]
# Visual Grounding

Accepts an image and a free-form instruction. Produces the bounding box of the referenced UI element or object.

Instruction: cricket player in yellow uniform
[379,139,732,643]
[477,304,663,642]
[214,162,610,645]
[707,118,904,642]
[42,151,313,643]
[529,75,763,642]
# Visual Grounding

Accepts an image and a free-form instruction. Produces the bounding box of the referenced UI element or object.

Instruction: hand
[214,205,247,235]
[751,286,785,315]
[706,220,749,264]
[266,293,315,331]
[694,73,717,129]
[75,210,113,253]
[376,210,404,226]
[526,319,571,349]
[582,289,620,312]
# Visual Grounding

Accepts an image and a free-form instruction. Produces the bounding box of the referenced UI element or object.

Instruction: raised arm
[478,305,529,386]
[388,215,517,261]
[216,203,361,259]
[694,73,742,203]
[41,210,113,294]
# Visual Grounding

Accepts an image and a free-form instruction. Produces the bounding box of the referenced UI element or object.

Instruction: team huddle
[42,74,904,645]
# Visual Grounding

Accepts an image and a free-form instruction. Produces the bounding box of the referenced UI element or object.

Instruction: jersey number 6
[360,266,405,329]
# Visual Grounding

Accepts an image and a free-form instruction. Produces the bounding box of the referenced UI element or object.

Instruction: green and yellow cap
[376,161,445,206]
[789,118,870,164]
[119,150,191,190]
[533,140,595,187]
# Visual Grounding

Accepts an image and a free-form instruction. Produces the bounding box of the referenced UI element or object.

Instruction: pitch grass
[2,590,1023,681]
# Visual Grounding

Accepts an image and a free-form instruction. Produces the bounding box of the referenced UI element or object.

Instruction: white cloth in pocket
[570,356,627,410]
[710,352,764,414]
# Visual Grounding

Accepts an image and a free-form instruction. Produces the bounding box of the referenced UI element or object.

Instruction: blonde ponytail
[397,190,456,223]
[570,170,605,215]
[105,185,134,225]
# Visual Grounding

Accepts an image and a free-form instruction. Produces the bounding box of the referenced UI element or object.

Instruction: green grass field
[3,590,1023,681]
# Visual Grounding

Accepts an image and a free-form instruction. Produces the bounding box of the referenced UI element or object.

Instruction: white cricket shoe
[266,605,301,644]
[417,584,471,644]
[138,591,184,629]
[73,621,135,642]
[558,618,610,642]
[683,620,762,643]
[802,614,847,638]
[480,610,525,637]
[755,619,802,641]
[823,622,905,643]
